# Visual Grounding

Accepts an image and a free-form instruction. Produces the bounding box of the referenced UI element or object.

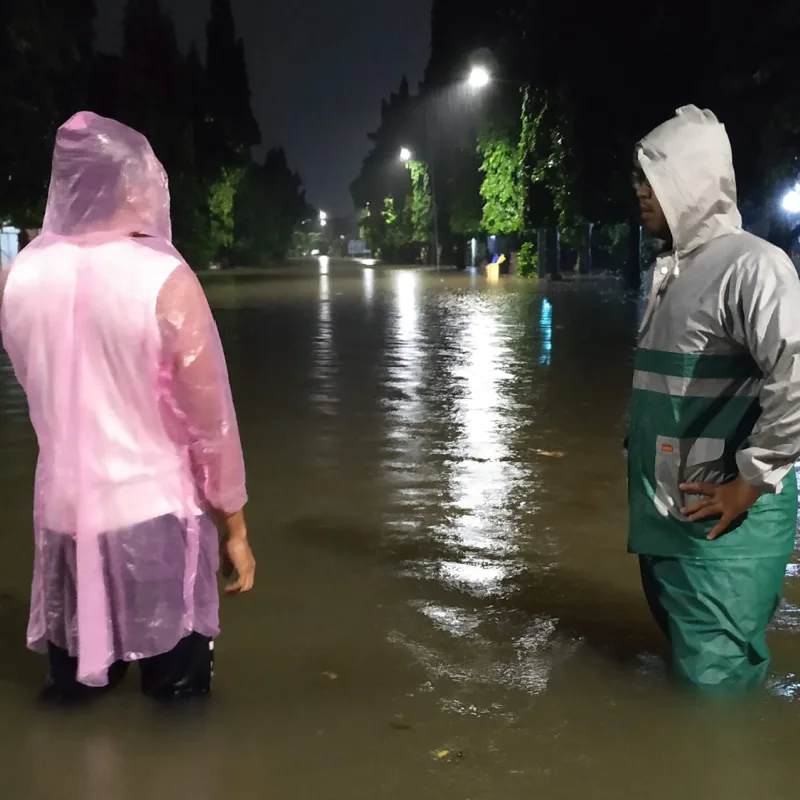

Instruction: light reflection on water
[312,271,335,414]
[385,270,424,447]
[382,278,560,697]
[435,299,521,593]
[362,268,374,305]
[539,298,553,366]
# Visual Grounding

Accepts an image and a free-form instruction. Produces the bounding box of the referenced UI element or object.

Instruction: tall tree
[234,148,309,265]
[120,0,183,145]
[351,77,415,213]
[205,0,260,169]
[0,0,97,226]
[350,77,423,262]
[117,0,217,265]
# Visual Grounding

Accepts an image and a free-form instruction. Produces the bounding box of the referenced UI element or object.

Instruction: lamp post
[399,65,492,269]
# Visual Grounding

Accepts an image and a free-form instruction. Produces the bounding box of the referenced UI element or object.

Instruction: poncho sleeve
[156,263,247,513]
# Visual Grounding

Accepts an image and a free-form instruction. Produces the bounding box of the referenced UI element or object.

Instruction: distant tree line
[0,0,310,268]
[352,0,800,286]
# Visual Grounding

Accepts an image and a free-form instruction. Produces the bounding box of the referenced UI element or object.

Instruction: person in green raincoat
[628,105,800,691]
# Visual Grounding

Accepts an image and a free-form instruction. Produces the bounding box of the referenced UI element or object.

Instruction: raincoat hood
[637,105,742,256]
[42,111,171,240]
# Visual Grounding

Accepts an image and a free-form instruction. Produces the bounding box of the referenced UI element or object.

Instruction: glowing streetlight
[783,186,800,214]
[399,147,413,163]
[319,210,328,227]
[467,65,491,90]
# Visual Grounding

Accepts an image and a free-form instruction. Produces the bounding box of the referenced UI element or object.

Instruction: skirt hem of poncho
[27,619,220,687]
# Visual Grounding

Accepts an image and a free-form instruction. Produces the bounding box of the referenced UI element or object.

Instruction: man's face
[632,158,670,238]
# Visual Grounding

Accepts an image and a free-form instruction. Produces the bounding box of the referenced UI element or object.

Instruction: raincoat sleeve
[157,263,247,513]
[729,250,800,492]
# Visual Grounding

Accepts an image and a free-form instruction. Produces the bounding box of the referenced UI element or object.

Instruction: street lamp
[392,67,491,270]
[783,186,800,214]
[467,65,491,90]
[319,210,328,227]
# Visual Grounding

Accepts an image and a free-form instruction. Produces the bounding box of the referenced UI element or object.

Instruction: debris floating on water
[432,748,465,762]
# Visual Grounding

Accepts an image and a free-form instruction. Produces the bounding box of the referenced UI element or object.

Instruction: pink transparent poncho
[0,112,246,686]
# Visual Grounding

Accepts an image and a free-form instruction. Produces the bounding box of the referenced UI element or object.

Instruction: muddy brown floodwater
[1,258,800,799]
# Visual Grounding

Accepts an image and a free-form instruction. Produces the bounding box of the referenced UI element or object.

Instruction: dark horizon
[96,0,433,217]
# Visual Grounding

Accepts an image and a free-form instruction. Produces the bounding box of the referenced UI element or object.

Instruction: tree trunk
[578,221,593,275]
[625,218,642,291]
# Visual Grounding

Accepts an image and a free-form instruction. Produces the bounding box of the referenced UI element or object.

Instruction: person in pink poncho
[0,111,256,701]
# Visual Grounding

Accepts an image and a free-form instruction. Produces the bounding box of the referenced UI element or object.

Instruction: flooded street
[2,258,800,798]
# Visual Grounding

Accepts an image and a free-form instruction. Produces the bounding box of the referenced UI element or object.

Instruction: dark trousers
[46,632,213,701]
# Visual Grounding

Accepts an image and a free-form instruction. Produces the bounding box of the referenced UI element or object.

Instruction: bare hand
[221,535,256,595]
[680,475,761,541]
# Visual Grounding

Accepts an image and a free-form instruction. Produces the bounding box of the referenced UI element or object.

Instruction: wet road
[1,258,800,799]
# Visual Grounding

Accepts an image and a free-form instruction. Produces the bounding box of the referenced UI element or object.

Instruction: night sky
[96,0,432,216]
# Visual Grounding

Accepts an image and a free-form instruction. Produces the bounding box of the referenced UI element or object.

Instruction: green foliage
[407,161,433,244]
[358,196,416,262]
[478,134,523,235]
[386,196,413,252]
[233,149,309,266]
[516,88,578,234]
[209,167,244,253]
[381,197,398,227]
[517,242,538,278]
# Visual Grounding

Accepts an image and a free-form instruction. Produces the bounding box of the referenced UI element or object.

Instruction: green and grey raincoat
[628,105,800,561]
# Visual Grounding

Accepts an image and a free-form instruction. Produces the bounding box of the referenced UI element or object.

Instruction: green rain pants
[639,555,789,691]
